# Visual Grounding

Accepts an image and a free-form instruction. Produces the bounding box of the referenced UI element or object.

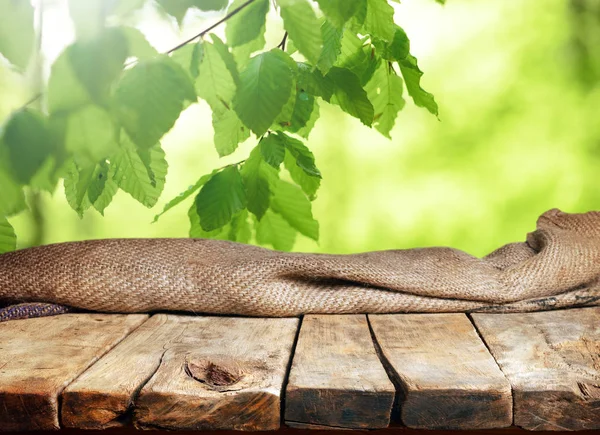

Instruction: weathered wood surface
[369,313,512,430]
[472,307,600,431]
[285,315,395,430]
[64,314,298,431]
[0,314,148,432]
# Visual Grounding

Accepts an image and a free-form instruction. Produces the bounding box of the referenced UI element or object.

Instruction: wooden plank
[472,307,600,431]
[64,314,298,431]
[369,313,512,430]
[0,313,147,432]
[285,315,395,429]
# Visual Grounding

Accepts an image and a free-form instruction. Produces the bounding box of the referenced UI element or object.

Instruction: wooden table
[0,308,598,433]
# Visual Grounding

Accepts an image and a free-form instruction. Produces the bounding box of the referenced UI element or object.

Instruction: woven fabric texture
[0,208,599,321]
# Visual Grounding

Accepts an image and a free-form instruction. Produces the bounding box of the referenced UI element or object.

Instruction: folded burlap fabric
[1,208,599,321]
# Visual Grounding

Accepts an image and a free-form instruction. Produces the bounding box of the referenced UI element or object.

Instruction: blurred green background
[3,0,600,257]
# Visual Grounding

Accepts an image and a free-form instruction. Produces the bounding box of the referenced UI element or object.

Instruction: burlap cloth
[1,208,599,321]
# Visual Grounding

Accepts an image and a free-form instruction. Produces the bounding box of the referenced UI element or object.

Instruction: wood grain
[285,315,395,429]
[126,316,299,431]
[0,314,147,432]
[369,313,512,430]
[472,307,600,431]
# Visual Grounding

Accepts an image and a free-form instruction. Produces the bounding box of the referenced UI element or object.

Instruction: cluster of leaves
[0,0,440,254]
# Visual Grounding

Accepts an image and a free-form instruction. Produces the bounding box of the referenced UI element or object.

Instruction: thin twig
[277,32,288,51]
[166,0,256,54]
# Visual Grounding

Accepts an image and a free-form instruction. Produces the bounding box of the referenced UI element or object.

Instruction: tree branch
[277,32,288,51]
[166,0,256,54]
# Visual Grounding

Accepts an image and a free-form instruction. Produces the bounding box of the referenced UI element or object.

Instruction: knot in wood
[185,358,244,390]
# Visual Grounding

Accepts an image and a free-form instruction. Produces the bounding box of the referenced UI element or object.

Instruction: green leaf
[274,82,297,128]
[317,19,343,74]
[196,39,236,110]
[295,98,320,138]
[228,209,252,243]
[47,47,91,114]
[87,161,110,205]
[0,166,26,217]
[327,67,374,126]
[314,0,365,29]
[122,27,158,60]
[65,105,118,165]
[233,50,297,136]
[111,136,167,207]
[0,217,16,254]
[225,0,269,47]
[375,25,409,62]
[335,28,369,79]
[188,202,231,239]
[212,108,250,157]
[240,147,278,220]
[260,134,286,168]
[278,132,320,177]
[365,62,405,138]
[1,109,52,184]
[399,54,439,117]
[109,0,148,17]
[171,41,203,80]
[211,34,240,85]
[255,209,296,251]
[157,0,228,25]
[364,0,395,42]
[195,166,246,231]
[153,170,215,222]
[283,148,320,198]
[278,0,323,64]
[115,56,196,149]
[30,157,60,194]
[271,179,318,241]
[64,161,94,217]
[287,91,316,133]
[0,0,34,70]
[297,62,333,101]
[69,27,129,104]
[93,164,118,215]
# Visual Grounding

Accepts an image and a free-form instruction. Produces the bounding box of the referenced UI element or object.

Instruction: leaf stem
[166,0,256,54]
[276,32,288,51]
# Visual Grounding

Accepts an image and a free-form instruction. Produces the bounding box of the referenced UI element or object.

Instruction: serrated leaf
[255,209,296,251]
[195,166,246,231]
[65,105,118,165]
[274,81,297,128]
[0,217,16,254]
[297,62,333,101]
[115,56,196,149]
[153,170,216,222]
[188,201,230,239]
[212,108,250,157]
[226,0,269,47]
[111,135,167,207]
[260,134,286,168]
[278,132,320,177]
[30,157,60,194]
[122,27,158,60]
[0,0,34,70]
[271,179,318,241]
[295,98,320,138]
[196,39,236,110]
[2,109,52,184]
[364,0,395,42]
[87,161,110,205]
[93,164,118,215]
[314,0,365,29]
[317,19,342,74]
[211,34,239,85]
[0,166,26,217]
[365,61,405,138]
[287,91,315,133]
[327,67,374,126]
[283,148,320,198]
[399,54,439,117]
[376,25,409,61]
[233,50,297,136]
[171,41,203,80]
[228,209,252,243]
[240,147,278,220]
[64,161,94,217]
[335,27,369,79]
[278,0,323,64]
[232,25,267,69]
